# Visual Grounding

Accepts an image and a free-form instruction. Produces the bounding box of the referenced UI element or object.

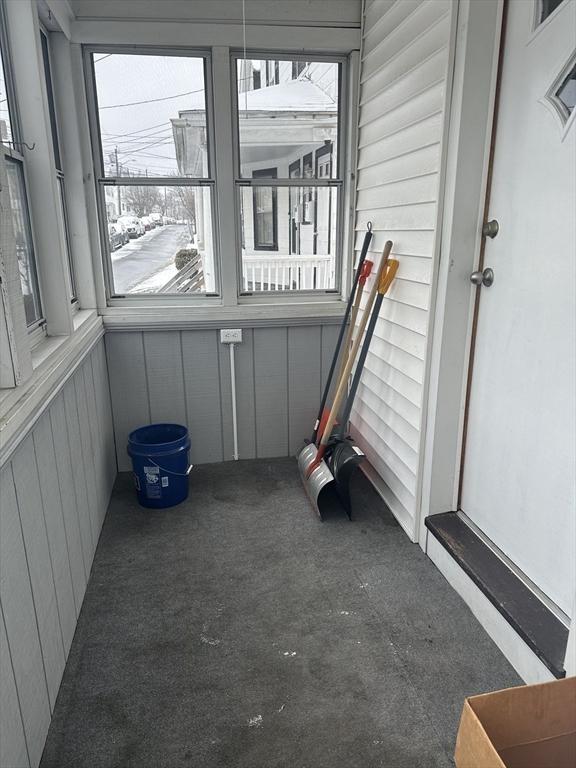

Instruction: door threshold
[425,512,568,679]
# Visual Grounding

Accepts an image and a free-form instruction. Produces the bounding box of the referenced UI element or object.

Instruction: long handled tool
[327,258,399,517]
[298,241,395,518]
[309,223,373,445]
[315,256,373,443]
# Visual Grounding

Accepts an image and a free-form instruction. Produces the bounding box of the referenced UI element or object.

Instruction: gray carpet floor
[40,458,521,768]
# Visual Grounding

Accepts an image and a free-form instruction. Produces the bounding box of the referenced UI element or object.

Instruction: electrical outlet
[220,328,242,344]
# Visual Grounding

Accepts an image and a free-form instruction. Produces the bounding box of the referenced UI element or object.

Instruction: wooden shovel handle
[318,241,393,451]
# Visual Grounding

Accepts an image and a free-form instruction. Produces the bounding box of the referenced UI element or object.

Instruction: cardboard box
[454,677,576,768]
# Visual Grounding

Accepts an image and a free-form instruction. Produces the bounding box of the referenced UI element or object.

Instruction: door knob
[482,219,499,238]
[470,267,494,287]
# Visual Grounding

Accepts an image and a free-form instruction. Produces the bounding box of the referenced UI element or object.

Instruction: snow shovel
[298,242,395,518]
[326,258,400,517]
[315,256,373,443]
[309,223,373,446]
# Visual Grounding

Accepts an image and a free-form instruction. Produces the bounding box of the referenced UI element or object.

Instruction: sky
[94,53,206,177]
[93,53,339,179]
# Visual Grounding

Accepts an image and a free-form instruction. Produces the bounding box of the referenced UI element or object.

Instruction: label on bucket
[146,485,161,499]
[161,477,169,488]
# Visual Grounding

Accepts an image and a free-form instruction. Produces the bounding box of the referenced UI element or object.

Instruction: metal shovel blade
[326,439,365,519]
[297,443,347,520]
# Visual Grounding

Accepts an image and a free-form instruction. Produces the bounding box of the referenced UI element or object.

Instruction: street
[111,224,191,294]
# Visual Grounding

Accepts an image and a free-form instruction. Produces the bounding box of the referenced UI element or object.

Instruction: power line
[101,127,173,146]
[99,87,205,110]
[100,120,173,138]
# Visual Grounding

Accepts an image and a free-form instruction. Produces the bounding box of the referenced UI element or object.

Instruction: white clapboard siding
[0,337,115,768]
[351,0,454,539]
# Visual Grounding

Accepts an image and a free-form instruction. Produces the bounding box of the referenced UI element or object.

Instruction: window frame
[0,11,45,337]
[231,50,346,301]
[83,46,349,308]
[39,24,78,305]
[83,44,221,303]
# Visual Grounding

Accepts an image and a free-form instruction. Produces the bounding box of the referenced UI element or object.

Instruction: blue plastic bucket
[127,423,191,509]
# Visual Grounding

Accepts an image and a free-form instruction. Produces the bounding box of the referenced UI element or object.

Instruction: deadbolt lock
[470,267,494,287]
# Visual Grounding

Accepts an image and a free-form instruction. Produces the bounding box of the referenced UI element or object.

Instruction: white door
[460,0,576,618]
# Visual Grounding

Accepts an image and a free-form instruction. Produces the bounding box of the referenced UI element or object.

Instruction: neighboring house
[172,60,338,290]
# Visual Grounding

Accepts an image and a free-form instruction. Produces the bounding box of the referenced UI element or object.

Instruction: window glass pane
[6,159,42,325]
[239,185,337,291]
[236,58,339,179]
[556,63,576,116]
[93,54,208,179]
[105,185,214,294]
[0,41,13,144]
[40,31,61,170]
[538,0,565,24]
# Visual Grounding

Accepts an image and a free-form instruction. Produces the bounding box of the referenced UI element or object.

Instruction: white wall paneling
[350,0,457,540]
[0,338,115,767]
[106,322,341,471]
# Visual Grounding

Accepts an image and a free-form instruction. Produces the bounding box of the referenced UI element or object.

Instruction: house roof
[238,78,337,113]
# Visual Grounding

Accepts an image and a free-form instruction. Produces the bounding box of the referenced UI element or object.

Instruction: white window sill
[0,310,103,464]
[101,301,347,331]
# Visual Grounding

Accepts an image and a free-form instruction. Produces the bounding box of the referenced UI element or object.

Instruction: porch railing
[242,255,334,292]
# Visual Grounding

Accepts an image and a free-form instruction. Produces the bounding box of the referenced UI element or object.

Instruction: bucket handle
[142,457,194,477]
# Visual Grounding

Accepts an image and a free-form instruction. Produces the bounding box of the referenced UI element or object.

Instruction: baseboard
[426,532,558,684]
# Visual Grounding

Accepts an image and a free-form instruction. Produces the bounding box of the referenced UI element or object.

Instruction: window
[86,50,347,301]
[536,0,565,25]
[234,56,342,294]
[40,28,76,302]
[252,168,277,250]
[0,22,43,329]
[292,61,307,79]
[555,62,576,117]
[89,50,216,295]
[544,54,576,129]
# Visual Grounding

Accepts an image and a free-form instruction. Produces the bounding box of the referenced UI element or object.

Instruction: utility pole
[115,146,122,216]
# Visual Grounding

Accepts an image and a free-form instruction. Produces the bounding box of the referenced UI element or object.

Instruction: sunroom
[1,1,574,767]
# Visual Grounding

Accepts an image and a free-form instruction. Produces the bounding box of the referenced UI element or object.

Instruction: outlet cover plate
[220,328,243,344]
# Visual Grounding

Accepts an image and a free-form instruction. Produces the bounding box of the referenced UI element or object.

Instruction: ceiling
[67,0,362,27]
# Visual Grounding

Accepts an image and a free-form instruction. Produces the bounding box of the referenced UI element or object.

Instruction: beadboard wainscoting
[106,324,341,472]
[0,337,116,768]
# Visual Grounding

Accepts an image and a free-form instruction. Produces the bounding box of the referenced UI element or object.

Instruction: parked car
[118,215,144,238]
[115,220,130,245]
[141,216,153,231]
[150,213,164,226]
[108,223,124,251]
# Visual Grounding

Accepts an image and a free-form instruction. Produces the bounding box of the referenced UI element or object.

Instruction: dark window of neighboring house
[253,68,261,90]
[292,60,307,79]
[301,152,313,224]
[252,167,277,250]
[266,61,279,86]
[288,159,300,254]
